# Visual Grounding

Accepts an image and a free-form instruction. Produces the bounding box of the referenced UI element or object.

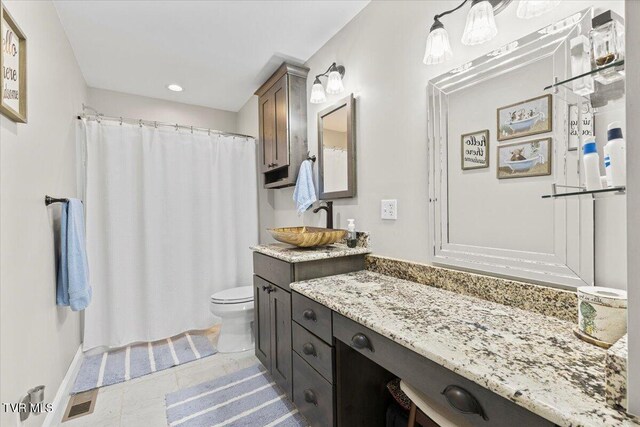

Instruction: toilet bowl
[210,286,254,353]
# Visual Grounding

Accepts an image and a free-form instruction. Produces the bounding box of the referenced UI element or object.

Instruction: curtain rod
[76,107,254,139]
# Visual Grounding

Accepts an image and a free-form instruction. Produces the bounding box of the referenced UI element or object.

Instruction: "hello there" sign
[461,129,489,170]
[1,4,27,123]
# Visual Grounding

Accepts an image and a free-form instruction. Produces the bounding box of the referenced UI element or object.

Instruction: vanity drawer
[293,322,334,383]
[292,292,332,344]
[253,252,293,290]
[293,352,335,427]
[333,313,554,427]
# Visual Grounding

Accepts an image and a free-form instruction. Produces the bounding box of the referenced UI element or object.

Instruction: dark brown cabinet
[253,276,272,369]
[253,251,366,404]
[255,63,309,188]
[269,284,292,394]
[253,275,293,397]
[259,75,288,174]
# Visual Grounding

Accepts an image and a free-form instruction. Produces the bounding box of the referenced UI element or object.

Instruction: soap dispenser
[347,219,357,248]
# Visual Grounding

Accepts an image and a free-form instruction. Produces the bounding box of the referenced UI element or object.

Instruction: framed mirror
[427,9,611,290]
[318,94,356,199]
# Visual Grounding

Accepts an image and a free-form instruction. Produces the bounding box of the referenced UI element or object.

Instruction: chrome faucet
[313,201,333,229]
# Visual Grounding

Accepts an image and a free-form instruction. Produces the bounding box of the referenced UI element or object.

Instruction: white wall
[238,95,275,244]
[237,95,259,138]
[625,0,639,416]
[87,87,238,133]
[0,1,87,425]
[249,0,626,288]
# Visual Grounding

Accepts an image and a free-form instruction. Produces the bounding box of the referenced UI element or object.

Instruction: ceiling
[54,1,369,112]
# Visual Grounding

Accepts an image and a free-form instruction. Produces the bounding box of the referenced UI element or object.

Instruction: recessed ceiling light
[167,84,183,92]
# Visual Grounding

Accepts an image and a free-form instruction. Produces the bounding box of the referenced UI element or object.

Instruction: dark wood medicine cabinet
[255,62,309,189]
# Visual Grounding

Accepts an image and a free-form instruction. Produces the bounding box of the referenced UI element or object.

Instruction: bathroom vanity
[251,239,637,426]
[251,243,370,397]
[290,269,637,427]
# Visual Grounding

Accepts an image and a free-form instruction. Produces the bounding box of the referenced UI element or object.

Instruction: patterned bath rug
[71,332,217,394]
[165,364,308,427]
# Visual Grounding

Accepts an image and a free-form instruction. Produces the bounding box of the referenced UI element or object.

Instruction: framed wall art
[461,129,489,170]
[497,137,552,179]
[497,94,551,141]
[1,3,27,123]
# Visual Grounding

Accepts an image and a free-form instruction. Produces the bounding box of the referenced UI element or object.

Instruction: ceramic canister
[577,286,627,345]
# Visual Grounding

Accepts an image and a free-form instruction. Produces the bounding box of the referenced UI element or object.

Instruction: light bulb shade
[516,0,560,19]
[325,70,345,94]
[310,82,327,104]
[424,26,453,65]
[461,0,498,46]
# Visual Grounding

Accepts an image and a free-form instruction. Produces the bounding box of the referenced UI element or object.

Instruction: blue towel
[57,199,91,311]
[293,160,317,215]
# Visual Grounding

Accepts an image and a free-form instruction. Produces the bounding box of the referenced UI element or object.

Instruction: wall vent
[62,389,97,422]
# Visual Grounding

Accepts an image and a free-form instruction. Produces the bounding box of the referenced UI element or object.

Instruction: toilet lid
[210,286,253,304]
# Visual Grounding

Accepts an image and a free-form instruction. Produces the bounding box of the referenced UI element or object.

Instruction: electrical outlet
[381,199,397,220]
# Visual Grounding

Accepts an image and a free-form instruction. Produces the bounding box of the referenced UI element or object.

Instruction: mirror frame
[427,9,595,290]
[318,94,356,199]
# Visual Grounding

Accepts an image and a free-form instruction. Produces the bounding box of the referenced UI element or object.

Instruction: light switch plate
[381,199,397,220]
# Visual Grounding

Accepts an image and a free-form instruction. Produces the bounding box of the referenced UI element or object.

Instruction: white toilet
[209,286,255,353]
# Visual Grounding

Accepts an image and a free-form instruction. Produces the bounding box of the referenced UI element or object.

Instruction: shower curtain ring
[154,121,158,128]
[119,117,123,125]
[175,123,178,131]
[190,126,193,134]
[138,119,143,128]
[208,129,211,136]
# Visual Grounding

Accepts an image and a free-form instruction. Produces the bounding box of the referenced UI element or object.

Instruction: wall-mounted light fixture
[310,62,345,104]
[462,0,499,46]
[423,0,559,65]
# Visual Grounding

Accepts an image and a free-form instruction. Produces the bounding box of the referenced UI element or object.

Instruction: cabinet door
[269,285,293,398]
[272,74,290,170]
[259,88,275,173]
[254,276,272,370]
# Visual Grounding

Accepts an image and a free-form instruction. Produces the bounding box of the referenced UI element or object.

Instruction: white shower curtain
[80,120,258,350]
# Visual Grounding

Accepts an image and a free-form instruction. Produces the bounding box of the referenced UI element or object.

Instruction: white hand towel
[293,160,317,215]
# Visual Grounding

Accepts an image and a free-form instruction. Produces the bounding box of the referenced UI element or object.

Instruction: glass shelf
[544,60,624,91]
[542,186,626,199]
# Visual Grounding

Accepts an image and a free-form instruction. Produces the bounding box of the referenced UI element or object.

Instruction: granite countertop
[250,243,371,263]
[290,271,638,427]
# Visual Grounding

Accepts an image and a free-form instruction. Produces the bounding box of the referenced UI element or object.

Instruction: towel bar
[45,195,69,206]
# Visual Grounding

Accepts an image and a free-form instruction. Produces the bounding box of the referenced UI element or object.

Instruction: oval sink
[268,226,347,248]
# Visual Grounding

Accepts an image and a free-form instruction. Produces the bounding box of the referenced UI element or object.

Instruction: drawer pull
[351,333,373,351]
[442,385,488,421]
[302,309,317,322]
[302,342,316,357]
[303,389,318,406]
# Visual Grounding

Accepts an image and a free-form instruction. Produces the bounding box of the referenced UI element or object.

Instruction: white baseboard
[43,345,84,427]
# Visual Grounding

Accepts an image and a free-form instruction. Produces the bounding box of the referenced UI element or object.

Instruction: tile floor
[61,350,259,427]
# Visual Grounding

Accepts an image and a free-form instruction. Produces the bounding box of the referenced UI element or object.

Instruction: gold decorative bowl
[268,227,347,248]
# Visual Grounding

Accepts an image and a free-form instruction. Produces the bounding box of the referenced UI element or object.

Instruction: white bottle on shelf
[605,121,626,187]
[582,139,602,191]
